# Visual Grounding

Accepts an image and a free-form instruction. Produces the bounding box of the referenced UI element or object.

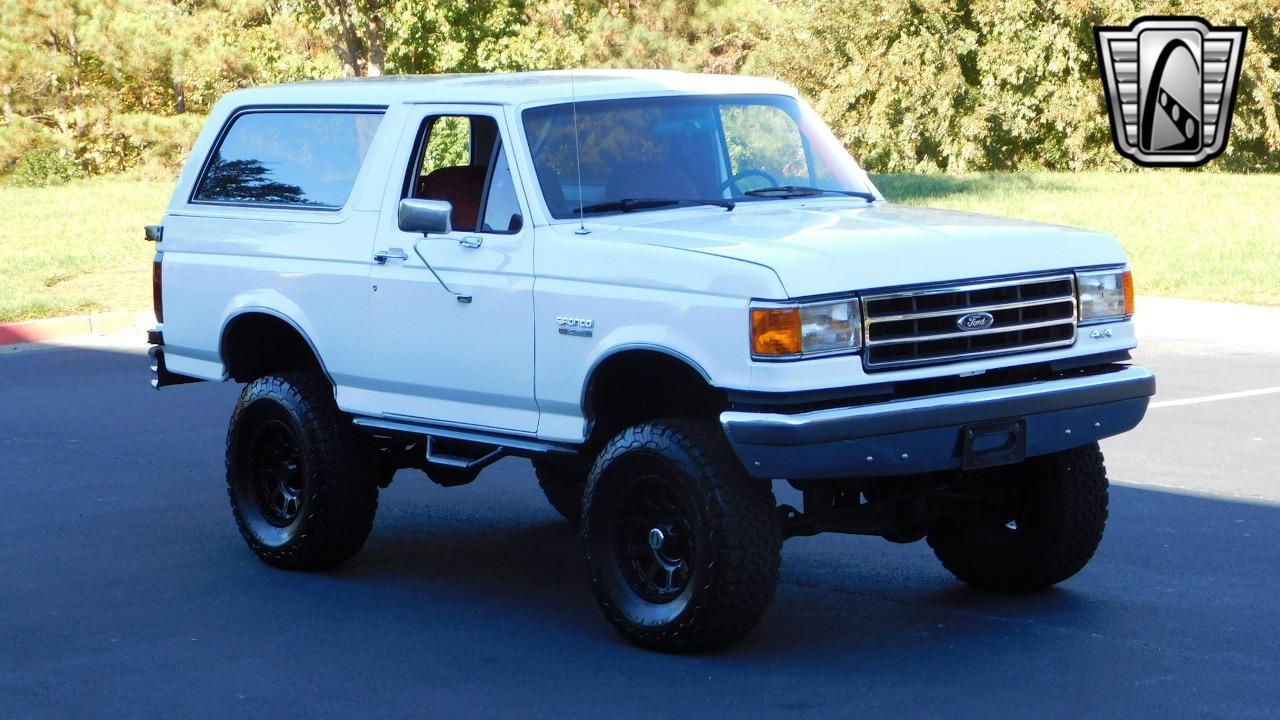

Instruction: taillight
[152,252,164,323]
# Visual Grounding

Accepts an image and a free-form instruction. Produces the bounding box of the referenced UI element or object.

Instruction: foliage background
[0,0,1276,183]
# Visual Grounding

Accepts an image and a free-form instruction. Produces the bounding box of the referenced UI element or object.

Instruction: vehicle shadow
[325,474,1280,667]
[340,511,1073,658]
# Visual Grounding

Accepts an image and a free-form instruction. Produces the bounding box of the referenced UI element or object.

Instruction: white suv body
[156,71,1141,444]
[150,70,1153,652]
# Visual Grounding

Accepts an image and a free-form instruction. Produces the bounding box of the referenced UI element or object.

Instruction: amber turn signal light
[1123,270,1135,316]
[751,307,802,357]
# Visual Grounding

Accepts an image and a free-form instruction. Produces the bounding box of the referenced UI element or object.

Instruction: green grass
[1,172,1276,323]
[0,177,171,322]
[873,172,1280,306]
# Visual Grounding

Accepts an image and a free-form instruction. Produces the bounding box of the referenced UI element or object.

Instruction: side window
[408,114,522,234]
[480,146,521,233]
[194,110,382,208]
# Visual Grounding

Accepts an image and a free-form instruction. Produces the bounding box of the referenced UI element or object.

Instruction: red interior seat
[416,165,487,231]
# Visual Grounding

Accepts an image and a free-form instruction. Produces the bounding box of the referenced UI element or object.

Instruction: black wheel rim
[248,419,304,527]
[613,473,696,603]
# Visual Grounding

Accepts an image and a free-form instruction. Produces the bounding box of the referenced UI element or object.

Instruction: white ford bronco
[149,70,1154,652]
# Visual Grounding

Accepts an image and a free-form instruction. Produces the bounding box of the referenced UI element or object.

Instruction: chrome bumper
[148,341,203,390]
[720,365,1155,480]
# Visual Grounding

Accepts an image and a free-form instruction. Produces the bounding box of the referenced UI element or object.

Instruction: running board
[351,416,577,458]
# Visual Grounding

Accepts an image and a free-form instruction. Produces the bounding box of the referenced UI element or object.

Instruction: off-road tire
[581,419,782,653]
[226,372,378,571]
[927,443,1109,593]
[533,455,590,521]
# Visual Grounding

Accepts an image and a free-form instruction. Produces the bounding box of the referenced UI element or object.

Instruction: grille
[862,274,1077,370]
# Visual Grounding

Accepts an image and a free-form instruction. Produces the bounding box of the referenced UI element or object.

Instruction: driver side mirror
[398,198,452,235]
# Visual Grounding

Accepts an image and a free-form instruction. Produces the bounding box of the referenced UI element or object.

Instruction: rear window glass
[193,110,383,209]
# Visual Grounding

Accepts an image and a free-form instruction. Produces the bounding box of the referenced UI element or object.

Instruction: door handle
[374,248,408,263]
[458,236,483,249]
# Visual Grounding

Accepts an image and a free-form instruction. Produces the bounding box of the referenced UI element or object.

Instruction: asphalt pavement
[1,328,1277,719]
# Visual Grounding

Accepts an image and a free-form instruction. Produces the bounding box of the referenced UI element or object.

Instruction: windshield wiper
[577,197,735,214]
[743,186,877,202]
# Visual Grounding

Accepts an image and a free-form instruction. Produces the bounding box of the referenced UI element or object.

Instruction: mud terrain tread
[226,371,378,571]
[581,419,781,653]
[533,456,589,522]
[927,443,1109,593]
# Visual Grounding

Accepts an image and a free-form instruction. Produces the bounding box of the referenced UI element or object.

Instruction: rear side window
[193,110,383,209]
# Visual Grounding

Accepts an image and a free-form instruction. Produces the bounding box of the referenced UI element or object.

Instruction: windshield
[522,94,873,219]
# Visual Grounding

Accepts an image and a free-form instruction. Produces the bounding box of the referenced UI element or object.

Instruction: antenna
[569,69,589,235]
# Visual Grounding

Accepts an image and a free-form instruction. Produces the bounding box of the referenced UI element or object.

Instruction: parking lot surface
[2,333,1277,719]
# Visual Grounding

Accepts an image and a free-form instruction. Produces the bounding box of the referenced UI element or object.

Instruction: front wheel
[927,443,1109,592]
[226,372,379,571]
[581,419,782,653]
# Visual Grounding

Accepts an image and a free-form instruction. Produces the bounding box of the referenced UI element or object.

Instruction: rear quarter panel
[156,100,408,415]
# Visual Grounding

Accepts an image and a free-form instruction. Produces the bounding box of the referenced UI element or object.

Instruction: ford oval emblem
[957,312,995,331]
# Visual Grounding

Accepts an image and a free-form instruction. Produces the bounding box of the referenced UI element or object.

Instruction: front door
[368,106,537,432]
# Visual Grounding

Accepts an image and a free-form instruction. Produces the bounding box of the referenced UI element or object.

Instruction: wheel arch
[219,307,332,385]
[580,345,724,449]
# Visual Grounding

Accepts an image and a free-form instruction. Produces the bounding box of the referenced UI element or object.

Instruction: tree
[292,0,388,76]
[745,0,1280,172]
[2,0,1276,177]
[0,0,338,175]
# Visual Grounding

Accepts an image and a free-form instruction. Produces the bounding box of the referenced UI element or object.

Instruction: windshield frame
[510,91,881,225]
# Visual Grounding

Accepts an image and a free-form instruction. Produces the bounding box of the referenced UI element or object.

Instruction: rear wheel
[927,443,1109,592]
[581,419,781,653]
[226,372,378,570]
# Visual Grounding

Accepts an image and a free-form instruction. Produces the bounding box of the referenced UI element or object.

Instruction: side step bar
[424,436,506,472]
[352,416,577,458]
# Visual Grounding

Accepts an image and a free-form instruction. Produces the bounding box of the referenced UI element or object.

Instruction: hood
[594,200,1127,298]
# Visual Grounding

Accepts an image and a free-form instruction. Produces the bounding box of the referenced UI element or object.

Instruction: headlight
[1076,268,1134,324]
[751,299,862,359]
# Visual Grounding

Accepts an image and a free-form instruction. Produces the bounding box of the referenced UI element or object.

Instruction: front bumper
[720,364,1155,480]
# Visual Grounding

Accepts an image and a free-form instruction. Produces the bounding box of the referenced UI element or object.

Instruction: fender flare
[578,343,715,425]
[218,306,334,386]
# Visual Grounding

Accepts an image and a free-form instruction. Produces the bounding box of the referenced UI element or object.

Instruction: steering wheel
[716,169,780,196]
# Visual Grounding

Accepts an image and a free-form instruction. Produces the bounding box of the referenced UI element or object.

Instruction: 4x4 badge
[1094,16,1247,167]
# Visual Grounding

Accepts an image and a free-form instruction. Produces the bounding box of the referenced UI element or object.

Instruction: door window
[407,115,522,233]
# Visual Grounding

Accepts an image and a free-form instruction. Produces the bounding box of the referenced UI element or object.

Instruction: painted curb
[0,310,153,346]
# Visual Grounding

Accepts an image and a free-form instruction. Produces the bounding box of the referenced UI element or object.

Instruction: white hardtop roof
[216,69,798,109]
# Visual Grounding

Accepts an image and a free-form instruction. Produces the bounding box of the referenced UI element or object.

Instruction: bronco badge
[1095,16,1247,167]
[556,316,594,337]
